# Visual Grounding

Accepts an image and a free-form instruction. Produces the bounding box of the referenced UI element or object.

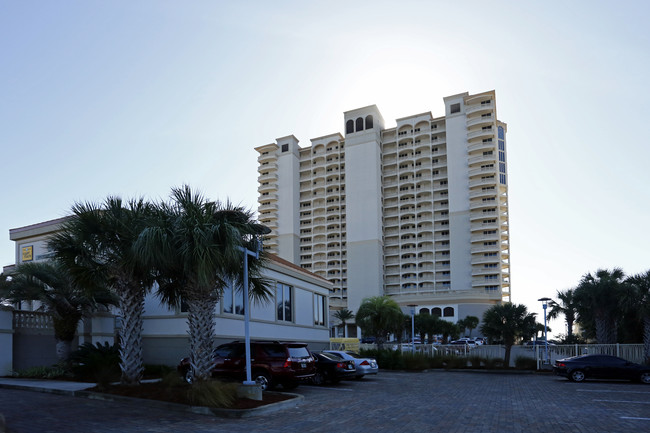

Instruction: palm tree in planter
[137,185,272,382]
[0,261,116,362]
[462,316,480,338]
[480,303,537,366]
[574,268,626,344]
[333,308,355,338]
[49,197,157,385]
[547,288,579,341]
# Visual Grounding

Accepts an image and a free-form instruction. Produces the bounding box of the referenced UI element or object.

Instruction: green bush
[70,342,120,387]
[144,364,175,378]
[187,380,238,408]
[402,353,431,371]
[12,365,69,379]
[514,356,537,370]
[468,355,485,368]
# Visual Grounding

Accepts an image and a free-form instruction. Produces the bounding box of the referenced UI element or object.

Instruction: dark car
[553,354,650,384]
[311,351,357,385]
[177,341,316,390]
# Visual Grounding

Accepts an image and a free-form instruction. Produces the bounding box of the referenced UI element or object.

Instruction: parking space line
[593,399,650,404]
[578,389,650,394]
[301,386,354,392]
[621,417,650,421]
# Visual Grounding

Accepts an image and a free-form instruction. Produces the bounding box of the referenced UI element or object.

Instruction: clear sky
[2,1,649,336]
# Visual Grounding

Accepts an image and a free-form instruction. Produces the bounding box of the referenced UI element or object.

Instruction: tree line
[0,185,270,385]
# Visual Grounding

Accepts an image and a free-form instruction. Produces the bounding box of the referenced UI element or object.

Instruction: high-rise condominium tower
[255,91,509,326]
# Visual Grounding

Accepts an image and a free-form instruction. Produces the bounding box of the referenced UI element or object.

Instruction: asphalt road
[1,370,649,432]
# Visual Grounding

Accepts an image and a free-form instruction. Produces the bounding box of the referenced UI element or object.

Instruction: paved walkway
[1,371,650,432]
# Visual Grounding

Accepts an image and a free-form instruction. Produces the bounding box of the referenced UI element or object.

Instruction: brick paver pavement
[1,371,649,432]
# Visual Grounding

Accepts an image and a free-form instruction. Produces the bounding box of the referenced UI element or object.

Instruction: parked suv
[177,341,316,390]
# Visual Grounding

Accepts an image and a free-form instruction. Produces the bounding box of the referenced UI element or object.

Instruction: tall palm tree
[624,271,650,362]
[137,185,272,382]
[49,197,156,385]
[480,303,536,366]
[333,308,354,338]
[574,268,625,344]
[355,296,402,348]
[0,261,116,361]
[463,316,480,338]
[547,288,578,340]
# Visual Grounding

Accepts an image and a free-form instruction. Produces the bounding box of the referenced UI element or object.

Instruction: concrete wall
[0,310,13,375]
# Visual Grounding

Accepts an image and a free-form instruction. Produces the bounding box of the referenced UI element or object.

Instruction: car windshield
[345,352,363,359]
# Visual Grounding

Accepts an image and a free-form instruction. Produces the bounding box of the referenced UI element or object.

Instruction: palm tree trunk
[643,316,650,362]
[187,296,218,381]
[117,283,145,385]
[55,340,72,362]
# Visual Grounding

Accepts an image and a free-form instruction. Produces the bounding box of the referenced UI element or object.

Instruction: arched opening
[365,115,374,129]
[432,307,442,317]
[443,307,454,317]
[356,117,364,132]
[346,119,354,134]
[419,307,430,315]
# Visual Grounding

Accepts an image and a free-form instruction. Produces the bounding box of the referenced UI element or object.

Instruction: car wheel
[640,372,650,384]
[570,370,585,382]
[253,371,272,391]
[183,368,194,384]
[312,371,325,386]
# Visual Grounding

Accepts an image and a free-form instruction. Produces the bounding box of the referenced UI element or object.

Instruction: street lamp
[239,225,271,387]
[538,297,551,364]
[408,304,417,354]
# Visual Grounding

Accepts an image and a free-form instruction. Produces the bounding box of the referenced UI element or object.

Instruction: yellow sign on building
[21,245,33,262]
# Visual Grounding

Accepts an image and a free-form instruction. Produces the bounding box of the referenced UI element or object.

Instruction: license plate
[301,363,306,368]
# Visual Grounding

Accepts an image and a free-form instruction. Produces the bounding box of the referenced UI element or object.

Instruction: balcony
[470,244,499,254]
[468,141,495,153]
[469,177,496,188]
[465,101,494,115]
[470,210,498,221]
[466,115,494,128]
[467,128,495,140]
[468,154,497,166]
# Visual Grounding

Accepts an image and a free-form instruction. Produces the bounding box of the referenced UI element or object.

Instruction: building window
[443,307,454,317]
[432,307,442,317]
[281,144,289,152]
[450,103,461,114]
[356,117,364,132]
[365,115,373,129]
[314,294,326,326]
[222,280,244,315]
[346,119,354,134]
[276,283,293,322]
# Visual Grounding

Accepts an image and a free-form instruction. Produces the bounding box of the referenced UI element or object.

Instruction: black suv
[178,341,316,390]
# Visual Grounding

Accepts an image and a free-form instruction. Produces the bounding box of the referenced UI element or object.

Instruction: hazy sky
[2,1,649,335]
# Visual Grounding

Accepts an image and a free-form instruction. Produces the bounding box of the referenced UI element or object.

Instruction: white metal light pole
[408,304,417,354]
[538,297,551,364]
[239,227,270,386]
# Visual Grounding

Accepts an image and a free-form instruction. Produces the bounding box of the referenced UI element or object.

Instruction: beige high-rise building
[255,91,510,330]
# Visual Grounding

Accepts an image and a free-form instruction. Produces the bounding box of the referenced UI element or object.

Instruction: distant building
[255,90,510,331]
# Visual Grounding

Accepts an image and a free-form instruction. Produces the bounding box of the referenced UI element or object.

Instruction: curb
[0,383,304,419]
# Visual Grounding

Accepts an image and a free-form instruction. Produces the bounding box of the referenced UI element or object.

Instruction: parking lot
[2,371,650,432]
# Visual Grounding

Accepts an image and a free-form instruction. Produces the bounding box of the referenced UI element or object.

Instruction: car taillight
[336,362,345,368]
[556,362,566,367]
[360,360,370,366]
[284,358,291,368]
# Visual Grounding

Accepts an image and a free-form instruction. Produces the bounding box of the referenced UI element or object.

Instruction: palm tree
[333,308,354,338]
[0,261,116,361]
[547,288,578,340]
[480,303,536,366]
[137,185,272,382]
[574,268,625,344]
[624,271,650,362]
[465,316,480,337]
[49,197,156,385]
[355,296,402,348]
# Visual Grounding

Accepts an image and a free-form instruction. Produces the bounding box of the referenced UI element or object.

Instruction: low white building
[2,217,332,371]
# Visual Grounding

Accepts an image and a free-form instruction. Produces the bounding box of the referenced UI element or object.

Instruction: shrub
[70,342,120,388]
[187,380,238,408]
[144,364,175,378]
[514,356,537,370]
[12,365,69,379]
[483,357,504,369]
[402,353,430,371]
[468,355,484,368]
